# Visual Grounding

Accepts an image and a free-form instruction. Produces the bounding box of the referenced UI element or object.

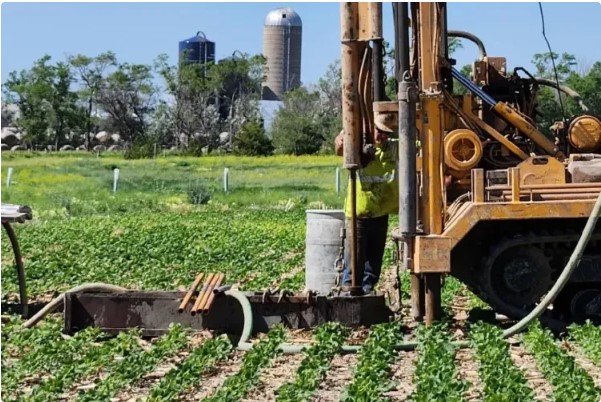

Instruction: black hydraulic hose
[448,30,487,59]
[534,77,590,112]
[3,222,28,318]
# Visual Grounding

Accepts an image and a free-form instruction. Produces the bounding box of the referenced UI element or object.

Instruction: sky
[1,2,601,90]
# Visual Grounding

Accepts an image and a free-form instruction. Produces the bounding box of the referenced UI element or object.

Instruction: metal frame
[63,291,393,337]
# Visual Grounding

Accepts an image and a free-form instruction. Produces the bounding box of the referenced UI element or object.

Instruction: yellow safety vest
[345,141,399,218]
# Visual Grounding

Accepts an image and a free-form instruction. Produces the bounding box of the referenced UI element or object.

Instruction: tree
[315,61,343,153]
[3,55,84,148]
[97,62,157,144]
[232,120,273,156]
[271,87,325,155]
[532,52,577,81]
[68,52,117,149]
[154,53,266,154]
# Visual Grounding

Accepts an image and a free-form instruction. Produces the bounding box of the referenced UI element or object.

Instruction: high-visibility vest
[345,141,399,218]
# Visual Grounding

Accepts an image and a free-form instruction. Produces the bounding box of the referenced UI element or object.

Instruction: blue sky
[2,2,601,89]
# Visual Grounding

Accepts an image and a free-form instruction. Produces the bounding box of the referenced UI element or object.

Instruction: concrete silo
[261,8,302,101]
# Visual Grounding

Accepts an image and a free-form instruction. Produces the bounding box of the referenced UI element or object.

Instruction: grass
[1,153,345,218]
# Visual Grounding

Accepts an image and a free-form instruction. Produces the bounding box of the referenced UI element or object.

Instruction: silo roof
[181,31,212,43]
[264,8,302,27]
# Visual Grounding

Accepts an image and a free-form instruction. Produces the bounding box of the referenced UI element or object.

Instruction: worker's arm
[335,130,344,156]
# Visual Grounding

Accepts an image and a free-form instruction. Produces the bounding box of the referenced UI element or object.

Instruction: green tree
[272,87,325,155]
[154,53,266,153]
[68,52,117,149]
[97,62,156,144]
[533,52,577,80]
[232,120,273,156]
[315,61,343,153]
[3,55,84,148]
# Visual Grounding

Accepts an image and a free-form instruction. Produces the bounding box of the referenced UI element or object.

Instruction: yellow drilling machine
[340,2,600,327]
[40,2,599,338]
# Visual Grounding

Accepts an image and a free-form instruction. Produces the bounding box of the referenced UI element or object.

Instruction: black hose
[448,30,487,59]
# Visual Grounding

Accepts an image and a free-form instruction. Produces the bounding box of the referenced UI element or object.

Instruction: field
[2,152,601,401]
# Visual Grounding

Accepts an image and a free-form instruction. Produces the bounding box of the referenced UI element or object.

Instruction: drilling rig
[54,2,600,338]
[341,2,601,327]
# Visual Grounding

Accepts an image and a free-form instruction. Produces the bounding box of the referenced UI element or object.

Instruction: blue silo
[178,31,215,65]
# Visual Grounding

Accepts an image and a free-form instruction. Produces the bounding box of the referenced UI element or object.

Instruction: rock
[76,145,87,151]
[1,143,9,151]
[47,145,56,151]
[107,145,121,151]
[60,145,74,151]
[110,133,121,143]
[1,127,20,147]
[11,145,26,151]
[219,132,232,144]
[95,131,110,143]
[92,145,106,152]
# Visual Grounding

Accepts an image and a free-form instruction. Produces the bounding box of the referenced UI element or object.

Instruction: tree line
[2,50,600,157]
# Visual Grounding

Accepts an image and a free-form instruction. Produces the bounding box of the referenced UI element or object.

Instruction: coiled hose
[228,191,601,353]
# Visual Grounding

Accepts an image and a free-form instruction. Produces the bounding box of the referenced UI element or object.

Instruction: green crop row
[2,325,102,399]
[277,322,348,402]
[470,323,534,402]
[410,324,467,402]
[9,329,142,402]
[204,326,286,402]
[569,321,601,365]
[1,316,62,362]
[341,322,402,402]
[75,324,188,402]
[1,209,305,297]
[524,322,601,402]
[147,335,232,402]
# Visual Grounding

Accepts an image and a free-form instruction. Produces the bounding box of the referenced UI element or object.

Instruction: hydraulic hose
[228,191,601,352]
[502,190,601,338]
[448,30,487,59]
[534,77,590,112]
[22,283,129,329]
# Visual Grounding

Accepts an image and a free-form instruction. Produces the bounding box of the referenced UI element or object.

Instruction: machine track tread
[478,228,601,330]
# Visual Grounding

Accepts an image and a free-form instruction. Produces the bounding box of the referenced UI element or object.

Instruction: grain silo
[261,8,302,101]
[178,31,215,65]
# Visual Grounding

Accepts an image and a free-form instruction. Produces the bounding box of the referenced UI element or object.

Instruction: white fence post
[153,144,157,159]
[223,167,229,192]
[113,168,120,193]
[6,167,13,188]
[335,167,341,193]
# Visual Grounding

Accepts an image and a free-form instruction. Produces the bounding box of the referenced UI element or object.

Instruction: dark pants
[342,215,389,294]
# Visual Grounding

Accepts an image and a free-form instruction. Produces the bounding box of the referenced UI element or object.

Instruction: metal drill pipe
[194,273,221,314]
[425,273,442,325]
[191,273,215,315]
[178,272,204,313]
[349,170,359,291]
[200,273,225,314]
[411,274,425,322]
[341,2,362,169]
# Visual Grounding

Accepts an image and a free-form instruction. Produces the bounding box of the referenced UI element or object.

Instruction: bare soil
[508,341,554,401]
[311,353,358,402]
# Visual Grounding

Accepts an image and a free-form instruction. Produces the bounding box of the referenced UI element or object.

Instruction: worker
[335,114,399,296]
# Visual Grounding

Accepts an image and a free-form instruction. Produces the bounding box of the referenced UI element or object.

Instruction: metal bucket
[305,209,345,295]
